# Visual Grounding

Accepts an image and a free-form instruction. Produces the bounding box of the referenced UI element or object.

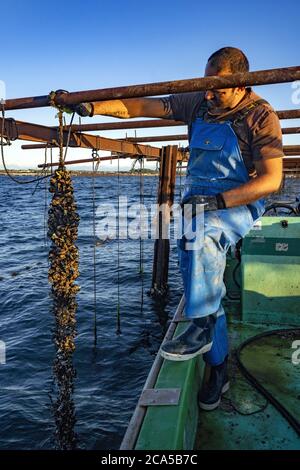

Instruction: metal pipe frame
[23,141,300,155]
[122,135,300,143]
[37,157,300,170]
[0,117,163,158]
[1,71,299,165]
[50,109,300,133]
[282,127,300,134]
[59,119,181,132]
[37,155,155,169]
[3,66,300,111]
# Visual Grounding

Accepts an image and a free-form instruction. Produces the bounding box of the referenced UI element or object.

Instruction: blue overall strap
[186,98,269,152]
[227,98,269,125]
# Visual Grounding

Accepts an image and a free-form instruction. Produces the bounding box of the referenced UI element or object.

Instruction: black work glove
[194,194,226,211]
[182,194,226,217]
[49,90,94,117]
[75,102,94,117]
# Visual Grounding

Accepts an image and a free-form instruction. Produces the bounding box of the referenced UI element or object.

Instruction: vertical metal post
[151,145,178,296]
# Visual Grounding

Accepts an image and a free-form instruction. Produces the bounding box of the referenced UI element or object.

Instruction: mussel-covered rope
[48,106,80,449]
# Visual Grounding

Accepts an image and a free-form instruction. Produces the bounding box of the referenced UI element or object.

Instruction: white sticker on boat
[292,340,300,365]
[275,243,289,252]
[252,221,262,230]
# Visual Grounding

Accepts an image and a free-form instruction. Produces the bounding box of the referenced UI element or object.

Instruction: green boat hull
[122,215,300,450]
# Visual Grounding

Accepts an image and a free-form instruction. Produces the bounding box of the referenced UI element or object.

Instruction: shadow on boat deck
[196,321,300,450]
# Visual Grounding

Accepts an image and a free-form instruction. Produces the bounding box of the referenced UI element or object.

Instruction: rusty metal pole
[35,155,158,169]
[282,145,300,153]
[63,120,182,132]
[20,129,300,149]
[122,134,300,143]
[3,66,300,111]
[32,156,300,169]
[282,127,300,134]
[151,145,178,296]
[122,135,188,143]
[54,110,300,132]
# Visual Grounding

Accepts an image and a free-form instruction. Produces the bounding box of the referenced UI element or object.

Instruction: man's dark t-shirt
[169,88,284,176]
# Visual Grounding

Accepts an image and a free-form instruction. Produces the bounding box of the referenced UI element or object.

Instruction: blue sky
[1,0,300,169]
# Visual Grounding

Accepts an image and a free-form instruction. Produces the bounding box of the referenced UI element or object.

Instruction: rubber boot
[160,315,215,361]
[198,356,229,410]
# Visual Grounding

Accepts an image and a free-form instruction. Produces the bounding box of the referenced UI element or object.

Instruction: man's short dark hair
[207,47,249,73]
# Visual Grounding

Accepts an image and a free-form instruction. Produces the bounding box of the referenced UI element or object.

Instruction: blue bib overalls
[179,117,265,366]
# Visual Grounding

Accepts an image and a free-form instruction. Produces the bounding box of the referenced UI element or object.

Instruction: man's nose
[205,90,215,100]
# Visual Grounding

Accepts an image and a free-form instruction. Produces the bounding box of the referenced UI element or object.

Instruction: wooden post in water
[151,145,178,296]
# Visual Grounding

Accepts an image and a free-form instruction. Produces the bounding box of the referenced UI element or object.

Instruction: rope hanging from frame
[47,99,80,449]
[91,144,100,346]
[116,151,121,335]
[139,156,145,312]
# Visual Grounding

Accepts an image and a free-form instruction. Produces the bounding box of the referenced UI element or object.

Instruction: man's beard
[207,99,231,114]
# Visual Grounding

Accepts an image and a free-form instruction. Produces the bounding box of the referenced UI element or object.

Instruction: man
[74,47,283,410]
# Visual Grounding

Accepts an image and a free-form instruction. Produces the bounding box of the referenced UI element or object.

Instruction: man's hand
[75,102,94,117]
[49,90,94,117]
[182,194,226,217]
[222,157,283,208]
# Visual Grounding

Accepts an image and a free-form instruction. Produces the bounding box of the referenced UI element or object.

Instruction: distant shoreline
[0,170,166,177]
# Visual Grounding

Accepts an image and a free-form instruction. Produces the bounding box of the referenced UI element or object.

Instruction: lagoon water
[0,174,183,450]
[0,173,299,449]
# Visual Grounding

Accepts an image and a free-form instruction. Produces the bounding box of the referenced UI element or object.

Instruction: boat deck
[121,214,300,450]
[196,321,300,450]
[122,310,300,450]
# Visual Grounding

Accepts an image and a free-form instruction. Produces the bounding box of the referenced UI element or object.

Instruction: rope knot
[48,89,75,115]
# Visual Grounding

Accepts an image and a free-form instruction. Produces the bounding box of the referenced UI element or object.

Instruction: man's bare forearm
[92,97,173,119]
[92,99,137,118]
[222,174,282,208]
